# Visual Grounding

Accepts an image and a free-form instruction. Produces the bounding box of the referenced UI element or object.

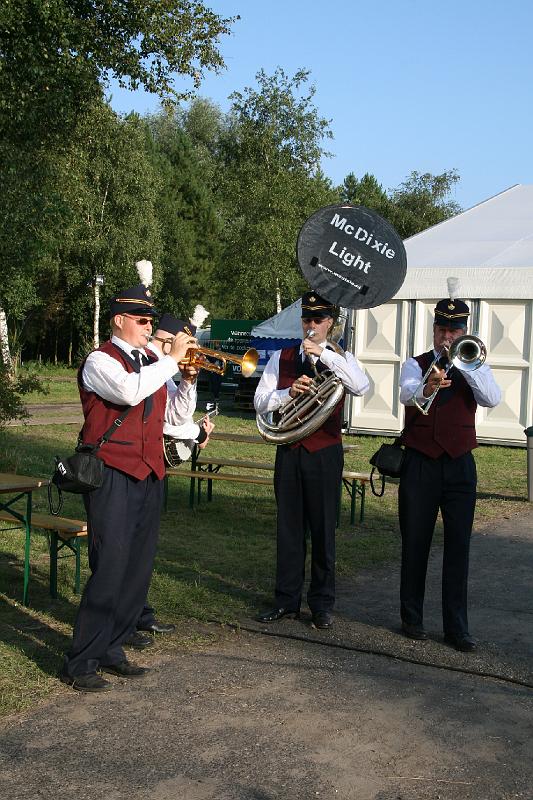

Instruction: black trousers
[273,443,343,613]
[399,448,477,636]
[64,465,163,676]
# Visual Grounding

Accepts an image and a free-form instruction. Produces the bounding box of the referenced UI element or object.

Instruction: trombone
[148,335,259,378]
[412,334,487,415]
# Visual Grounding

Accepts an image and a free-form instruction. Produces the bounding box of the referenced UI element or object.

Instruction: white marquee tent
[350,184,533,445]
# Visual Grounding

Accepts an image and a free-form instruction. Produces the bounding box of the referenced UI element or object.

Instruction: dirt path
[1,512,532,800]
[7,403,83,427]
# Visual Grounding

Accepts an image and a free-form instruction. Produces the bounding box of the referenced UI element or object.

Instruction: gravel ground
[1,509,532,800]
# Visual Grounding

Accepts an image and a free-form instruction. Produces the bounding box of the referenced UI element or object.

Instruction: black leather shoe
[124,631,154,649]
[101,661,150,678]
[312,611,333,629]
[137,620,176,634]
[401,622,428,640]
[59,671,112,692]
[444,633,477,652]
[256,607,300,623]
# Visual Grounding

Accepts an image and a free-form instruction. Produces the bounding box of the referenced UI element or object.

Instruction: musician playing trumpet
[398,283,501,652]
[255,291,369,630]
[121,311,215,647]
[60,264,199,691]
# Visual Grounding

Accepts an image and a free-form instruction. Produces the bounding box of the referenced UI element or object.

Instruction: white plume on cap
[135,260,153,288]
[447,276,460,300]
[190,304,210,328]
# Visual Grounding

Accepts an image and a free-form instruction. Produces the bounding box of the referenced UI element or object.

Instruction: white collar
[110,334,146,357]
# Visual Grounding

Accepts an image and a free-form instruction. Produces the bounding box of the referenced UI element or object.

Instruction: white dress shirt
[254,342,370,414]
[400,350,501,409]
[82,336,200,438]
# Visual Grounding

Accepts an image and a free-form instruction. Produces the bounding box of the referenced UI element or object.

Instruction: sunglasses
[302,317,327,325]
[122,314,153,325]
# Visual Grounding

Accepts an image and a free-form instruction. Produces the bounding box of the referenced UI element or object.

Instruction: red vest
[402,351,478,459]
[78,341,167,480]
[278,345,344,453]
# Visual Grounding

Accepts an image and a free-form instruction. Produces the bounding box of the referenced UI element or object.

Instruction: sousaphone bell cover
[297,204,407,309]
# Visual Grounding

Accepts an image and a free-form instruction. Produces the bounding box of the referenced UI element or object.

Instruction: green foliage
[342,172,392,219]
[146,111,222,317]
[216,68,340,317]
[0,1,236,137]
[0,364,47,430]
[339,169,461,239]
[390,169,461,238]
[0,0,236,360]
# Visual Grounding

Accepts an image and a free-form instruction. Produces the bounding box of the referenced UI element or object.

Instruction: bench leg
[350,479,357,525]
[49,531,59,599]
[22,494,32,606]
[189,474,195,509]
[359,481,366,522]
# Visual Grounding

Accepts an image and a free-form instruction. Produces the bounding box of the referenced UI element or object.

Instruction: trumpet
[412,334,486,415]
[185,344,259,378]
[147,335,259,378]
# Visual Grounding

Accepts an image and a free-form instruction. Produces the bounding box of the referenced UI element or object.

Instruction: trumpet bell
[187,345,259,378]
[240,348,259,378]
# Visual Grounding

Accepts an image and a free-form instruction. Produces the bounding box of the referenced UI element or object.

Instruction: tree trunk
[93,283,100,349]
[275,279,282,314]
[0,305,13,370]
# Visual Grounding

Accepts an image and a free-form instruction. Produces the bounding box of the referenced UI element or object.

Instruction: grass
[0,388,529,718]
[17,363,80,404]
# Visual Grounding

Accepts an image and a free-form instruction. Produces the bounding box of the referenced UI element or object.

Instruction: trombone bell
[449,334,486,372]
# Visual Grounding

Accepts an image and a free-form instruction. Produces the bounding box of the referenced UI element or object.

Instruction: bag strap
[98,406,133,447]
[76,406,133,452]
[48,476,63,515]
[370,467,385,497]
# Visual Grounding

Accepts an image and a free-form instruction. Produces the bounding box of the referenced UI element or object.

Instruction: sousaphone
[256,204,407,444]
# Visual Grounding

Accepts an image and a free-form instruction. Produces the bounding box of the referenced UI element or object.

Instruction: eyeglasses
[302,317,327,325]
[122,314,153,326]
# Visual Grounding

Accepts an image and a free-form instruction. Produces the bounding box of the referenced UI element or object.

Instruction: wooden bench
[0,511,87,598]
[164,441,370,525]
[340,471,371,524]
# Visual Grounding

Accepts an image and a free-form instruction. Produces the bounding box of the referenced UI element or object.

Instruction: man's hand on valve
[169,332,197,365]
[179,362,200,384]
[423,367,452,398]
[289,374,313,399]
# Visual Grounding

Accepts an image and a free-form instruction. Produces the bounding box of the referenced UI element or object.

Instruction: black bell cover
[297,204,407,309]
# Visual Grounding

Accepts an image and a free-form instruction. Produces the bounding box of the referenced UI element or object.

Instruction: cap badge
[309,295,316,302]
[448,302,455,310]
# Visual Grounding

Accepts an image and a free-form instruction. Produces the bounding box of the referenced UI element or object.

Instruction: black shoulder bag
[48,407,132,515]
[369,411,421,497]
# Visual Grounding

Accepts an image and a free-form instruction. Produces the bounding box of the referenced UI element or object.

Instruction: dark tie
[131,350,153,418]
[131,349,150,367]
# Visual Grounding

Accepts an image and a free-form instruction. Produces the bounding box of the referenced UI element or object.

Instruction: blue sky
[108,0,533,211]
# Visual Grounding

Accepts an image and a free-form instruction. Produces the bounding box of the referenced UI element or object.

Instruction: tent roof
[396,184,533,299]
[251,299,302,339]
